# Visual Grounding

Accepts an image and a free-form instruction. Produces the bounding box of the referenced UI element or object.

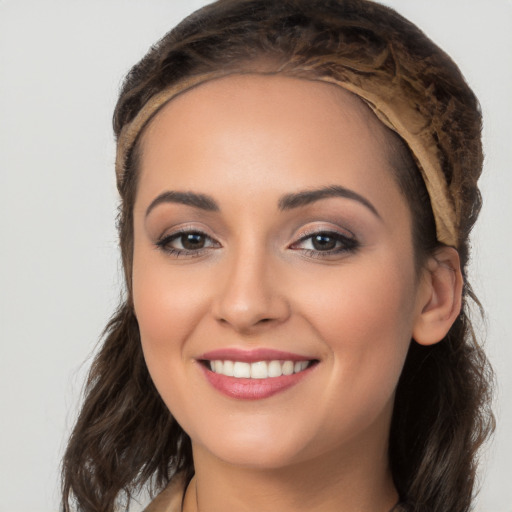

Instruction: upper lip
[198,348,315,363]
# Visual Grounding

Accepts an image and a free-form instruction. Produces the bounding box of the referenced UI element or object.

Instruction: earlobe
[412,247,463,346]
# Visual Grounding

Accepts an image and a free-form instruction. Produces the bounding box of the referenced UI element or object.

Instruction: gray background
[0,1,510,510]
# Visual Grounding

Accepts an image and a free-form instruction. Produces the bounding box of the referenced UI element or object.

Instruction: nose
[211,246,291,333]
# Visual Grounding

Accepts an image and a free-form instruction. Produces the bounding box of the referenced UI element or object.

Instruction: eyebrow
[278,185,381,218]
[145,191,220,217]
[145,185,380,219]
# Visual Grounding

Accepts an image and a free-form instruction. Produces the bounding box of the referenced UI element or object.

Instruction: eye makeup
[147,194,370,262]
[155,228,221,258]
[154,225,360,261]
[289,229,359,259]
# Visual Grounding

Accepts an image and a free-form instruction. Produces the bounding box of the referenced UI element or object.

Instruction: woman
[61,0,494,511]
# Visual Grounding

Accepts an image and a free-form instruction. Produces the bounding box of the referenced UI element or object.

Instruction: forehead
[140,73,391,156]
[136,74,404,219]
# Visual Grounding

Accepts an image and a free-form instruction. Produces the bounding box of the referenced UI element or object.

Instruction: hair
[61,1,494,511]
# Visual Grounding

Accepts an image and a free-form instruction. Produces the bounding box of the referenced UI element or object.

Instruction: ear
[412,246,463,346]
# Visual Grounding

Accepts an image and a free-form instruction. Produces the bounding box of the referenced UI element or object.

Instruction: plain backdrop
[0,1,511,511]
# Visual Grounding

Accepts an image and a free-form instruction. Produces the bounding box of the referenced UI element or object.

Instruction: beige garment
[144,474,187,512]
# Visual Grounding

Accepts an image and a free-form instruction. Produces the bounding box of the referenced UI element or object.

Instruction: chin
[191,423,317,470]
[205,442,306,470]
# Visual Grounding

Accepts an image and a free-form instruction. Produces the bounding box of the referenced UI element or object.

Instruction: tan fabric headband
[115,70,458,247]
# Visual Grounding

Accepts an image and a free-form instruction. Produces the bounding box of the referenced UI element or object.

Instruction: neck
[183,437,398,512]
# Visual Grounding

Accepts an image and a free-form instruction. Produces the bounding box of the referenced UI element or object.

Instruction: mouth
[201,359,316,379]
[197,349,319,400]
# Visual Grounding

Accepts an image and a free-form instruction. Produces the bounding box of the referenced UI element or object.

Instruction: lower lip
[200,364,315,400]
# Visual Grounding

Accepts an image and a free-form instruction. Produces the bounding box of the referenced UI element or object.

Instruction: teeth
[282,360,294,376]
[294,361,308,373]
[208,359,311,378]
[223,360,234,377]
[233,361,251,378]
[251,361,268,379]
[268,360,282,377]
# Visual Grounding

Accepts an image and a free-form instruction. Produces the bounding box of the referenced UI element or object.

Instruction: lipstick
[197,348,318,400]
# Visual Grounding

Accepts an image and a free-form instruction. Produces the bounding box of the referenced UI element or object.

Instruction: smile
[206,359,312,378]
[198,349,319,400]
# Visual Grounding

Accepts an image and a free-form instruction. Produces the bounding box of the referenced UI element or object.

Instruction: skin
[132,74,461,512]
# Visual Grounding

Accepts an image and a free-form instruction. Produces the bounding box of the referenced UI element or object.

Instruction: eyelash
[155,229,220,258]
[289,230,359,258]
[155,229,359,259]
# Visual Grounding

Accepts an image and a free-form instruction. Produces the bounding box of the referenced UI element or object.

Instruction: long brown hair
[61,1,494,510]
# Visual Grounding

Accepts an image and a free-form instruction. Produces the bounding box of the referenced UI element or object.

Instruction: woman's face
[132,75,430,469]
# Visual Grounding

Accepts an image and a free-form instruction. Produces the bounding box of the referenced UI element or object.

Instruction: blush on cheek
[302,264,414,399]
[134,266,189,339]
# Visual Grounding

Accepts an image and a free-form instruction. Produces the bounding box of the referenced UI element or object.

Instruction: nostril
[213,289,291,331]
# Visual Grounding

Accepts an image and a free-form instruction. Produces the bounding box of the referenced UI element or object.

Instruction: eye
[307,233,339,251]
[156,230,220,257]
[174,232,208,250]
[290,230,359,257]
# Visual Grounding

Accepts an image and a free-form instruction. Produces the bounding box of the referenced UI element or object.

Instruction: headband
[115,70,458,247]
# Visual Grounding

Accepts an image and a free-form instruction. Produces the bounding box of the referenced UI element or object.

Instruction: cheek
[307,264,416,442]
[132,251,207,360]
[304,254,415,324]
[294,253,417,392]
[131,257,210,424]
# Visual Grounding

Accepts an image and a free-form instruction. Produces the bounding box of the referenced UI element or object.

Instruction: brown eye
[290,230,359,257]
[180,232,206,250]
[156,230,220,257]
[311,234,337,251]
